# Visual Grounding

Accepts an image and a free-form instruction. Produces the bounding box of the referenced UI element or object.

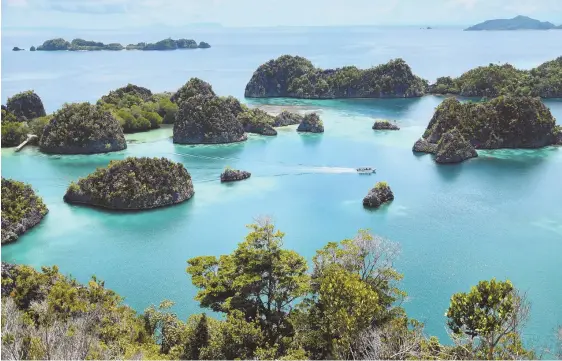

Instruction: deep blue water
[2,26,561,348]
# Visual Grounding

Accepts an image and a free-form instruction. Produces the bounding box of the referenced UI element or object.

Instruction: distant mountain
[465,15,559,31]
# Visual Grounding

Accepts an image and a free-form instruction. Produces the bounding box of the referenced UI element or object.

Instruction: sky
[2,0,562,29]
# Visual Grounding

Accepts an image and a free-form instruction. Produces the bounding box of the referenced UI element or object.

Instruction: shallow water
[2,26,562,346]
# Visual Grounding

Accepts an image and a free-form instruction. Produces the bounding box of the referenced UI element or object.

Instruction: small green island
[373,119,400,130]
[414,96,562,163]
[297,113,324,133]
[429,57,562,98]
[244,55,428,98]
[220,167,251,182]
[33,38,211,51]
[1,91,48,148]
[64,157,194,210]
[1,178,48,244]
[40,102,127,154]
[465,15,562,31]
[273,110,303,126]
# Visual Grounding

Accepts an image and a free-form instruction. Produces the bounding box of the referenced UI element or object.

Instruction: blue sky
[3,0,562,29]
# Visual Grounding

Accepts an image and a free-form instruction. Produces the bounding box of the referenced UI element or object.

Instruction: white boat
[356,167,376,174]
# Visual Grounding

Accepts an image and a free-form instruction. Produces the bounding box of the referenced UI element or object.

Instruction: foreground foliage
[1,219,540,360]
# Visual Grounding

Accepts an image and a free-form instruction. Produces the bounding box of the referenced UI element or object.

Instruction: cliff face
[173,95,247,144]
[435,129,478,164]
[245,55,427,99]
[1,178,48,244]
[363,182,394,208]
[64,157,194,210]
[39,103,126,154]
[297,113,324,133]
[6,91,46,121]
[220,169,251,182]
[421,96,560,150]
[273,111,303,127]
[237,108,277,136]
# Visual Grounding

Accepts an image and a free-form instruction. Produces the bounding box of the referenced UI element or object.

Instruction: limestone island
[273,110,303,127]
[34,38,210,51]
[297,113,324,133]
[244,55,428,99]
[12,47,24,51]
[465,16,561,31]
[363,182,394,208]
[220,168,251,182]
[237,108,277,136]
[40,102,127,154]
[414,96,562,163]
[97,84,177,133]
[7,90,46,121]
[373,119,400,130]
[1,178,48,244]
[171,78,217,105]
[64,157,194,210]
[429,57,562,98]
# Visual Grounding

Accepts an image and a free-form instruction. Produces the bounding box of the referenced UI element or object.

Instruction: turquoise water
[2,27,562,346]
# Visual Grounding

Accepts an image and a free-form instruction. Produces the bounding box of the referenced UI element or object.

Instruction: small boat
[356,167,376,174]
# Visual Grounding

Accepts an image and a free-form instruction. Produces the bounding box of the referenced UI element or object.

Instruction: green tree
[187,217,310,352]
[446,279,532,360]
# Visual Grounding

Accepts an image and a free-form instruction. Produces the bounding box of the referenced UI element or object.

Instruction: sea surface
[2,26,562,348]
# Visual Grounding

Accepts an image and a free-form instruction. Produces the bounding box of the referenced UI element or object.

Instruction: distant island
[465,15,561,31]
[245,55,427,99]
[33,37,211,51]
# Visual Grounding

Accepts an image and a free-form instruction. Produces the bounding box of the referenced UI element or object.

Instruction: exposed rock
[373,120,400,130]
[6,90,46,121]
[273,111,303,127]
[412,138,438,154]
[173,95,247,144]
[1,178,48,244]
[171,78,216,105]
[220,168,251,182]
[421,96,560,149]
[1,262,17,296]
[363,182,394,208]
[237,108,277,136]
[40,103,126,154]
[435,129,478,164]
[64,157,194,210]
[245,55,427,99]
[222,96,245,118]
[297,113,324,133]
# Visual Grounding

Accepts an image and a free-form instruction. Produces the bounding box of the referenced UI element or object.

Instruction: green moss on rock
[1,178,48,244]
[39,102,126,154]
[245,55,427,99]
[64,157,194,210]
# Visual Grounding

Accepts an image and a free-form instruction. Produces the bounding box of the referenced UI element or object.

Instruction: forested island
[64,157,194,210]
[414,96,562,163]
[429,57,562,98]
[2,218,557,359]
[1,178,48,244]
[465,15,562,31]
[244,55,428,98]
[33,38,211,51]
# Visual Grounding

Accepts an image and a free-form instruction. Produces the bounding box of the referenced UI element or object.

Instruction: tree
[186,217,309,352]
[446,279,532,360]
[184,313,210,360]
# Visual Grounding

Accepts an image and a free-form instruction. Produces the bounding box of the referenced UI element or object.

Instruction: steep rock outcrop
[40,103,126,154]
[237,108,277,136]
[363,182,394,208]
[173,95,247,144]
[273,111,303,127]
[64,157,194,210]
[220,168,251,182]
[373,120,400,130]
[6,90,46,121]
[297,113,324,133]
[1,178,48,244]
[435,129,478,164]
[171,78,216,105]
[245,55,427,99]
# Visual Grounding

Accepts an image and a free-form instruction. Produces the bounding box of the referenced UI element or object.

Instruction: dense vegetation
[373,119,400,130]
[173,94,247,144]
[97,84,177,132]
[35,38,211,51]
[434,128,478,164]
[236,107,277,135]
[6,90,46,121]
[39,102,126,154]
[429,57,562,98]
[465,15,560,31]
[245,55,428,98]
[1,107,29,147]
[171,78,216,105]
[1,178,48,244]
[3,219,552,360]
[64,157,194,210]
[273,110,303,127]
